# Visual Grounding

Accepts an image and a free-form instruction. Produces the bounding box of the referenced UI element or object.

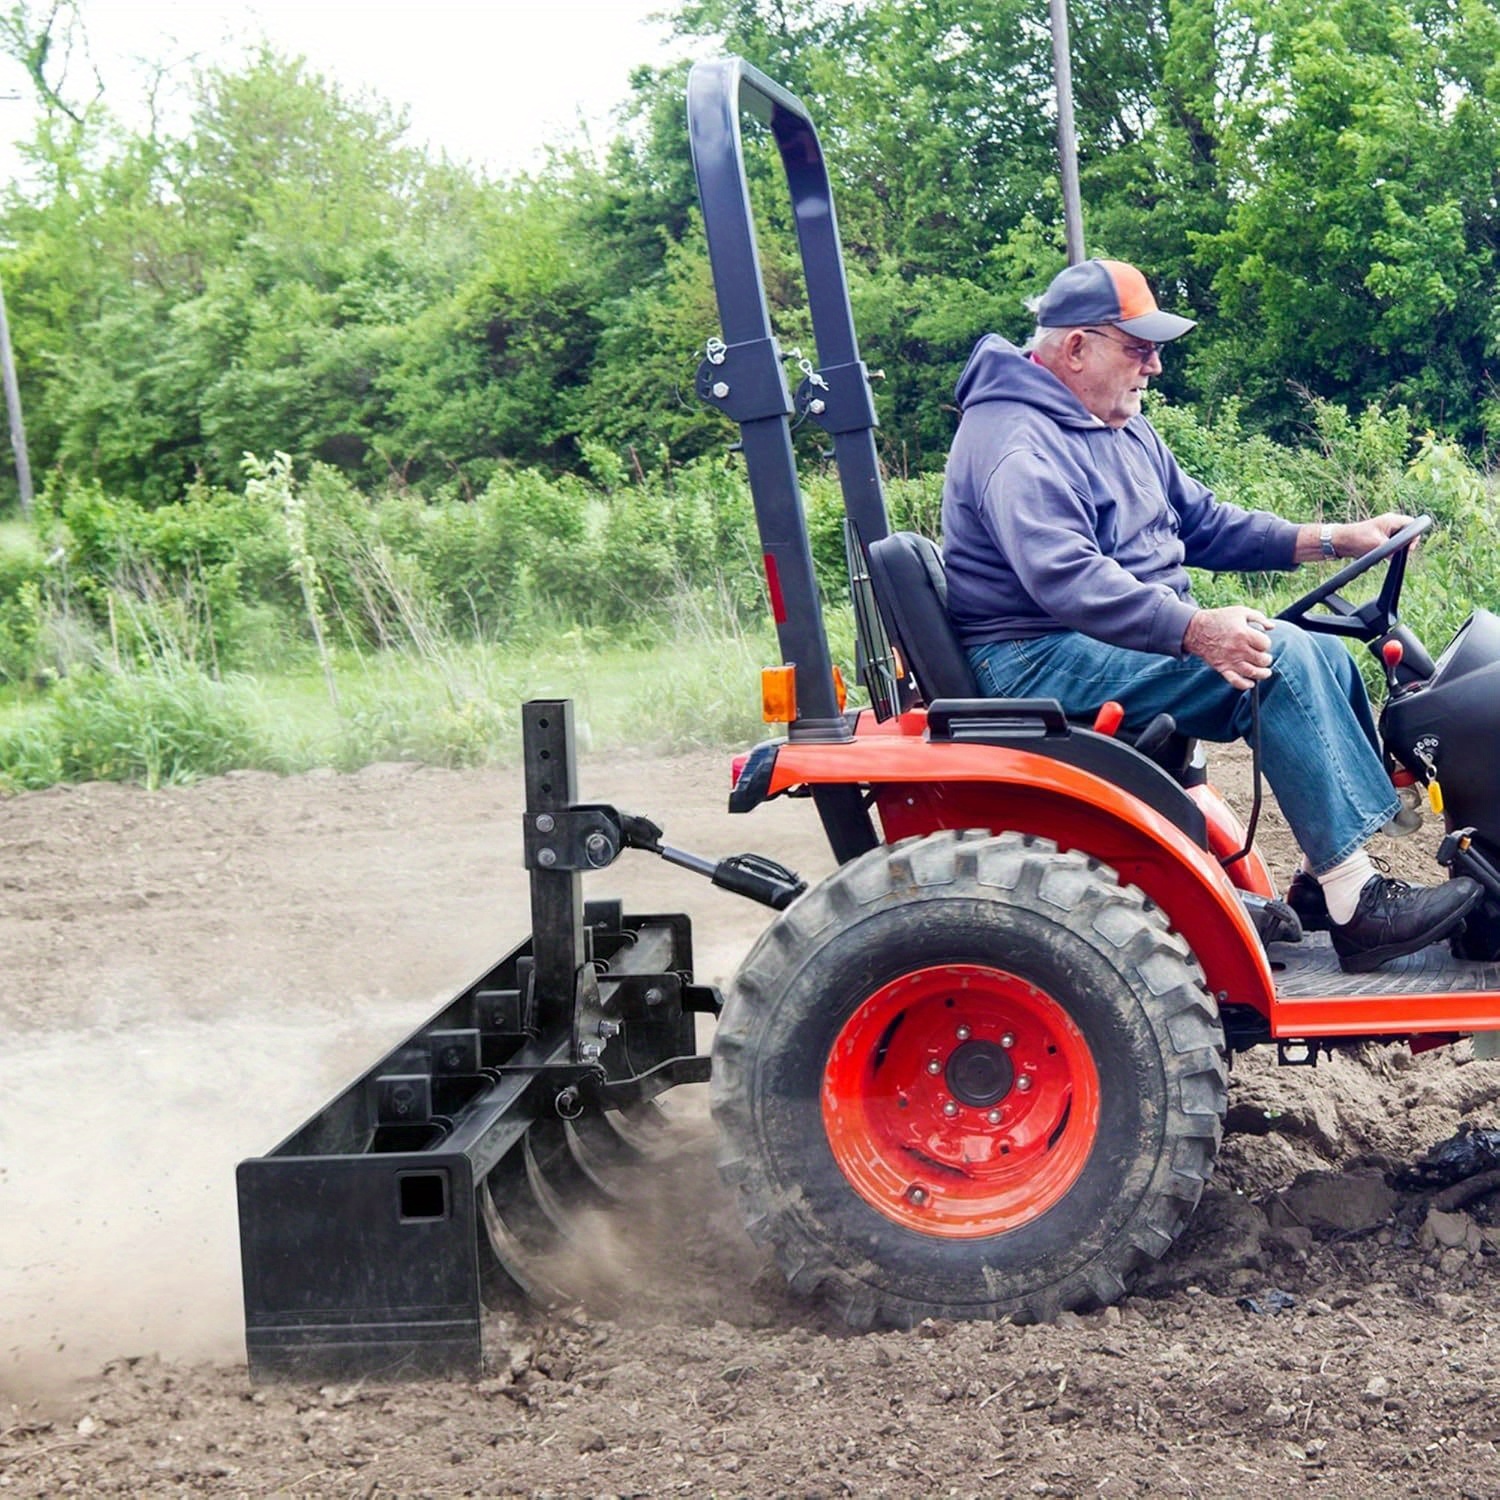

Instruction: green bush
[0,666,267,790]
[0,523,49,685]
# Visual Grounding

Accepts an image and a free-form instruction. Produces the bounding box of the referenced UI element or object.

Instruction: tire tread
[711,831,1227,1329]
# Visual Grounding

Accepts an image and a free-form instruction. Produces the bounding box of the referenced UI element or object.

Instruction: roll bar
[686,57,890,734]
[687,58,893,859]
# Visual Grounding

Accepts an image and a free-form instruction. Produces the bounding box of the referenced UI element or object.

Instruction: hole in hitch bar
[397,1169,449,1222]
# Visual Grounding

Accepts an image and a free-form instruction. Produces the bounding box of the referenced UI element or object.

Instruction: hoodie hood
[953,334,1104,431]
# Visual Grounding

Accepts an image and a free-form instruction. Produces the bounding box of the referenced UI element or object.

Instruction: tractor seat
[866,530,1201,787]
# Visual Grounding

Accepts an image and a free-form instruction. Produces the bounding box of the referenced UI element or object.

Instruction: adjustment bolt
[537,848,557,867]
[942,1100,959,1118]
[535,813,555,833]
[956,1025,972,1041]
[598,1019,621,1040]
[986,1109,1002,1124]
[645,986,664,1006]
[712,380,730,399]
[926,1058,942,1075]
[584,831,611,865]
[906,1185,928,1207]
[1001,1032,1015,1049]
[580,1041,602,1062]
[1016,1074,1033,1092]
[809,398,827,415]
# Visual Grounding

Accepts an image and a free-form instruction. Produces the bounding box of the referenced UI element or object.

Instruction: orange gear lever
[1092,700,1126,737]
[1382,638,1405,693]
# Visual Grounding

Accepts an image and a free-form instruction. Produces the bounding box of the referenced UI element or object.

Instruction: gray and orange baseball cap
[1036,258,1196,342]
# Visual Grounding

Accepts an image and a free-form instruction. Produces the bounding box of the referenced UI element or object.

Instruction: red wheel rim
[821,964,1100,1238]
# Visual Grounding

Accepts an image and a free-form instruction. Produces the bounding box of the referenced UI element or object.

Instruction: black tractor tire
[711,829,1227,1328]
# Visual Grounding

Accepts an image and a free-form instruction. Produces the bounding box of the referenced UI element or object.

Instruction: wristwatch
[1319,523,1337,560]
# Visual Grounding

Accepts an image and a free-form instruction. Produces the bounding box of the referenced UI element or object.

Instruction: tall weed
[0,666,266,791]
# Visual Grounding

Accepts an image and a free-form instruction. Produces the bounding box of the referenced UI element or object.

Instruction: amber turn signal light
[762,665,798,724]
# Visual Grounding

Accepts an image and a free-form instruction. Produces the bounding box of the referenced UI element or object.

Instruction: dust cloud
[0,1006,437,1403]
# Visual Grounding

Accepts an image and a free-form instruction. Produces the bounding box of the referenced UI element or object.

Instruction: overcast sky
[1,0,691,179]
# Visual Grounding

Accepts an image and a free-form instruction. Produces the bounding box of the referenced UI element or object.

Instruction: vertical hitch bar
[524,699,588,1036]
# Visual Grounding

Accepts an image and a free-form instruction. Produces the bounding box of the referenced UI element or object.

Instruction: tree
[1190,0,1500,440]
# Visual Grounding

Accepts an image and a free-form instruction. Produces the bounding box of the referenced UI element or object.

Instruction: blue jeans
[968,627,1400,875]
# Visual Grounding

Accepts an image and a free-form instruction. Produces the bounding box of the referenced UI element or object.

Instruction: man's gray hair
[1025,324,1072,357]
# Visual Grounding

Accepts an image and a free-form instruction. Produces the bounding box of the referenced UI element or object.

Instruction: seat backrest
[867,529,1205,788]
[867,531,978,702]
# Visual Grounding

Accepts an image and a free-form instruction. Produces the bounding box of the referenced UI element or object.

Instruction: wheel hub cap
[945,1040,1014,1107]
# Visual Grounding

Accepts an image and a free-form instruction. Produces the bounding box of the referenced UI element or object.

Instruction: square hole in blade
[397,1169,449,1222]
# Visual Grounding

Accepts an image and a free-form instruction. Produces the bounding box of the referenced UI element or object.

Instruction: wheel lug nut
[1000,1032,1015,1049]
[1016,1074,1033,1092]
[986,1109,1001,1124]
[926,1058,942,1075]
[906,1185,928,1207]
[942,1100,958,1118]
[956,1025,972,1041]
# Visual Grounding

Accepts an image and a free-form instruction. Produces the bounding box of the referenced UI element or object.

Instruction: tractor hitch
[656,845,806,909]
[523,774,806,910]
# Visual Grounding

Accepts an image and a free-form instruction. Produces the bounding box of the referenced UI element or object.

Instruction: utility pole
[1049,0,1086,265]
[0,85,32,516]
[0,271,33,517]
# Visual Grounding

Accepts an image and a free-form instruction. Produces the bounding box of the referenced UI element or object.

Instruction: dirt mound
[5,746,1500,1496]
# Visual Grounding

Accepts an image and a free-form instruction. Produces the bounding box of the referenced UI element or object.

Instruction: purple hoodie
[941,335,1301,656]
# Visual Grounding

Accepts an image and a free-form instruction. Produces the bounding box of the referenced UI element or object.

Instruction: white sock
[1317,850,1376,925]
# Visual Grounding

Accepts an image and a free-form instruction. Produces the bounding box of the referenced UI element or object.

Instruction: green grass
[0,612,800,792]
[257,624,780,766]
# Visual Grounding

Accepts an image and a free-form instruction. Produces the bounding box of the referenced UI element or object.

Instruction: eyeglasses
[1082,327,1159,363]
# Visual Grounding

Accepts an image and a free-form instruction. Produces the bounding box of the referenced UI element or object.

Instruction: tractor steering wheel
[1275,514,1433,644]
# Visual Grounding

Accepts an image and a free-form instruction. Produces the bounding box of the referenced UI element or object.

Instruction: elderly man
[941,257,1479,972]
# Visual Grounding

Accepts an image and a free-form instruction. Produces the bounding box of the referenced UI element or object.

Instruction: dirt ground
[6,743,1500,1498]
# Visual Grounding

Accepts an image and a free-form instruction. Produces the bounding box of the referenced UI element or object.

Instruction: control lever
[1437,828,1500,903]
[1381,638,1407,695]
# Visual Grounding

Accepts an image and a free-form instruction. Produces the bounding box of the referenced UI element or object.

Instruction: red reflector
[730,754,748,787]
[763,552,787,624]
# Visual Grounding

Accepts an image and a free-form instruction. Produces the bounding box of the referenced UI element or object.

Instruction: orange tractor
[238,59,1500,1378]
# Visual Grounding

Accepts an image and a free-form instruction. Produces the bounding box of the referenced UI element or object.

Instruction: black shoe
[1330,875,1483,973]
[1286,870,1331,933]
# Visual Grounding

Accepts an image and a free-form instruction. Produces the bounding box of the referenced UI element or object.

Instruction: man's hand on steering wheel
[1338,511,1417,558]
[1297,511,1416,563]
[1183,605,1275,691]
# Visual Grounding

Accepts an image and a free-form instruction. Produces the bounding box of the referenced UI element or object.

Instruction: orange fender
[769,712,1275,1020]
